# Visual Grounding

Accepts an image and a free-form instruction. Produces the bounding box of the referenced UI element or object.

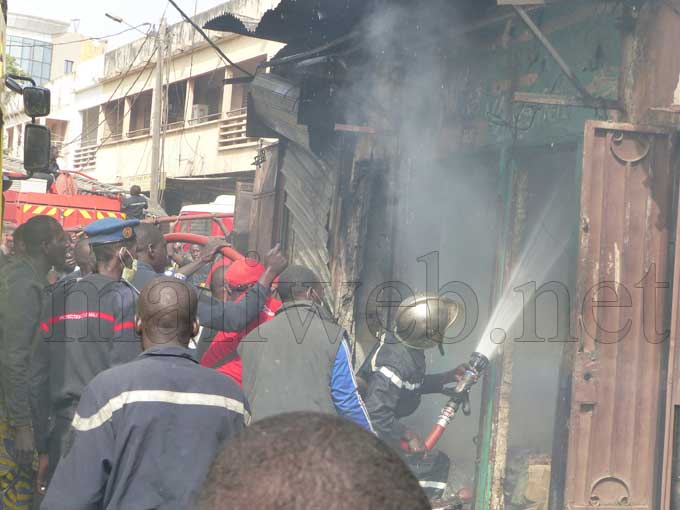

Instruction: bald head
[136,276,198,349]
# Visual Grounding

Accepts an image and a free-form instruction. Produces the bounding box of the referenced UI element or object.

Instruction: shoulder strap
[210,349,239,369]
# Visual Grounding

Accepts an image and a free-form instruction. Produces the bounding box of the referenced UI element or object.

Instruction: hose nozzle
[454,352,489,393]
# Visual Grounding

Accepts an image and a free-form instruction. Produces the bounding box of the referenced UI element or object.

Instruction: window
[191,68,225,123]
[7,36,53,85]
[81,106,99,147]
[102,99,124,141]
[64,60,74,74]
[167,81,187,127]
[129,90,152,136]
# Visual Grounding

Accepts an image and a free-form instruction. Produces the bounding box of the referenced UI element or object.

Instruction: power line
[166,0,254,77]
[80,47,159,167]
[61,29,153,149]
[7,24,152,48]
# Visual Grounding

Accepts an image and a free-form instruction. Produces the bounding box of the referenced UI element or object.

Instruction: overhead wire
[166,0,254,77]
[79,45,159,167]
[61,29,153,149]
[7,24,152,48]
[177,0,201,164]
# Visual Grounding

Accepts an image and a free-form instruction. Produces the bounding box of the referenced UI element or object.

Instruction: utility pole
[150,18,165,206]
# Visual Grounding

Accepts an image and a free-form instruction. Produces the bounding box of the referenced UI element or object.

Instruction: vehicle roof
[179,195,235,214]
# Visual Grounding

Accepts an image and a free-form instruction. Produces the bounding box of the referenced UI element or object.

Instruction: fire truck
[3,169,125,231]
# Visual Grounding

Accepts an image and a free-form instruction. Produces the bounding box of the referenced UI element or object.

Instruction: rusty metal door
[564,121,675,510]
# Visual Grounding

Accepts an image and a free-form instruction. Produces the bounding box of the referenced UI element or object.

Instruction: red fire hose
[164,232,244,261]
[424,401,460,450]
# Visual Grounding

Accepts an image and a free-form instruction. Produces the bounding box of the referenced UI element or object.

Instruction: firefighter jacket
[239,300,373,432]
[30,273,140,453]
[0,259,47,427]
[41,345,249,510]
[359,333,447,447]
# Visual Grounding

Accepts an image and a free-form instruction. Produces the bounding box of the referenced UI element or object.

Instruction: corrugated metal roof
[281,142,336,285]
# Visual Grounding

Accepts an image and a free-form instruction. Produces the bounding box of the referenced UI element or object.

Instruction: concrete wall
[51,32,106,81]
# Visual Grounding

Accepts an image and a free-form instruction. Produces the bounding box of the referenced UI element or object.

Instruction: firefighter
[30,217,141,491]
[120,185,148,220]
[42,277,249,510]
[0,216,68,510]
[358,293,467,499]
[131,223,288,335]
[197,258,282,386]
[239,265,373,431]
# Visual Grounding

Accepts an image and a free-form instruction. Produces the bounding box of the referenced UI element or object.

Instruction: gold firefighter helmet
[393,293,461,350]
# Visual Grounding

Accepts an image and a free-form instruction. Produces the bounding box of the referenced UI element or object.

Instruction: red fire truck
[3,169,125,231]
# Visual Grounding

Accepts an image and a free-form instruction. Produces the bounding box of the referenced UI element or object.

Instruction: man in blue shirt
[43,277,249,509]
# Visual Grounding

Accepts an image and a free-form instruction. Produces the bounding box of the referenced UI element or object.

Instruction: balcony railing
[218,108,258,150]
[74,144,98,171]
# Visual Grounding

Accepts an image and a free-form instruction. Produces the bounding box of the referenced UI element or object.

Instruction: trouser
[405,450,451,499]
[46,416,73,483]
[0,420,34,510]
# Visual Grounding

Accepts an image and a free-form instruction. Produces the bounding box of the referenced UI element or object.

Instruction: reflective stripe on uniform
[40,311,134,333]
[378,366,421,391]
[370,338,422,391]
[419,481,447,490]
[72,390,248,432]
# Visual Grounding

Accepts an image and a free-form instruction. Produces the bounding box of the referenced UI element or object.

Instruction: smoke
[348,1,580,492]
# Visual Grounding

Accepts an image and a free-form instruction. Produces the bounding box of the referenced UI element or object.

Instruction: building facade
[7,12,105,85]
[5,1,282,213]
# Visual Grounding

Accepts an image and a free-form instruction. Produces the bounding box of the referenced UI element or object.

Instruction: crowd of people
[0,214,467,510]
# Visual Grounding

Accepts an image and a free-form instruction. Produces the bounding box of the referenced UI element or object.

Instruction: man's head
[196,412,430,510]
[84,218,139,278]
[2,224,15,255]
[12,223,26,257]
[73,237,96,275]
[190,244,201,262]
[130,185,142,196]
[22,215,68,271]
[134,224,168,273]
[277,265,324,304]
[136,276,198,350]
[209,258,264,302]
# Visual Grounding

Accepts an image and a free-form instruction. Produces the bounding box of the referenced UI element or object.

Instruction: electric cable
[61,29,153,149]
[166,0,253,77]
[7,24,152,48]
[78,46,159,167]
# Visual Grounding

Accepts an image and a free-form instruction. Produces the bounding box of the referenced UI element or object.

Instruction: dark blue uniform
[42,345,249,510]
[30,274,141,469]
[359,333,451,498]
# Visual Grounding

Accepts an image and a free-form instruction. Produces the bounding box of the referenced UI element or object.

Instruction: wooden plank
[512,92,621,110]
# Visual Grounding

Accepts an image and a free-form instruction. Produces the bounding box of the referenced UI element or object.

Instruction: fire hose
[424,352,489,450]
[163,232,244,262]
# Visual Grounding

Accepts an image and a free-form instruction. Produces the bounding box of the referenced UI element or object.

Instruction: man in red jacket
[197,258,281,385]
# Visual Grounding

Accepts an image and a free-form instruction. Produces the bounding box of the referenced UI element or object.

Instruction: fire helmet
[393,293,461,350]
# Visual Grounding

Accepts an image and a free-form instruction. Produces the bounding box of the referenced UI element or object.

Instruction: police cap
[84,218,139,246]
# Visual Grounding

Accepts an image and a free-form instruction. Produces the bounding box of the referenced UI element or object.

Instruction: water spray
[424,351,489,450]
